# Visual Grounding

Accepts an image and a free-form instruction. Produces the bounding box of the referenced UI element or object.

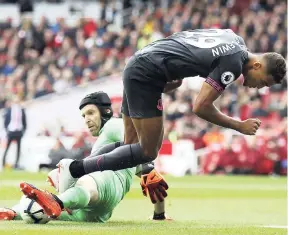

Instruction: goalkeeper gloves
[140,169,168,204]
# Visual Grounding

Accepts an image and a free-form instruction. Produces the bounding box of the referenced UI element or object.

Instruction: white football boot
[47,168,59,192]
[57,159,78,193]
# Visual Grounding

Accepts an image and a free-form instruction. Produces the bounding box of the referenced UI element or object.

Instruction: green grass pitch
[0,170,286,235]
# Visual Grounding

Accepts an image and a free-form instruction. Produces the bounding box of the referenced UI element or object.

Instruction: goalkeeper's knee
[76,175,99,202]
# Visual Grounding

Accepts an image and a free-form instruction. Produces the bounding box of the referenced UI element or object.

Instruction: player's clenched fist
[238,118,261,135]
[140,170,168,204]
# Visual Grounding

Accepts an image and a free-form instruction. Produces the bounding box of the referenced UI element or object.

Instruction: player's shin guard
[58,186,90,210]
[70,143,149,177]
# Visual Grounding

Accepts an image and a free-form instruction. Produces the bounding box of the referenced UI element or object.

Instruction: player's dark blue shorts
[121,55,166,118]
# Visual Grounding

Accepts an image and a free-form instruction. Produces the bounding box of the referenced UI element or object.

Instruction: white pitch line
[261,225,288,229]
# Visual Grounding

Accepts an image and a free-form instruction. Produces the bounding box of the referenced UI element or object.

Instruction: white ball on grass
[19,195,50,224]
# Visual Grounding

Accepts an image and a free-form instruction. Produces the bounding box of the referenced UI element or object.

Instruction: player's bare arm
[193,82,261,135]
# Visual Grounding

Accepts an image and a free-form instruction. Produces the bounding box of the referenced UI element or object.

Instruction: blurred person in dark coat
[39,138,69,171]
[2,96,27,169]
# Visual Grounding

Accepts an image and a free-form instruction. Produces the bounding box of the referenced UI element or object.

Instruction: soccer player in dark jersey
[57,29,286,203]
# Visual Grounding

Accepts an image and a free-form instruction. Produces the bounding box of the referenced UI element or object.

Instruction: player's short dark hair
[263,52,287,84]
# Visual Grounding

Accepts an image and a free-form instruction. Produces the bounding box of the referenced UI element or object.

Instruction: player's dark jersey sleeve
[206,52,243,93]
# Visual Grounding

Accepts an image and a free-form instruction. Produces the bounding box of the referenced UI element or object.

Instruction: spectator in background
[2,96,26,169]
[0,0,286,106]
[70,132,92,160]
[210,139,237,175]
[38,133,91,171]
[277,119,287,174]
[39,137,69,171]
[202,126,225,147]
[265,137,281,176]
[59,125,74,137]
[232,136,255,175]
[37,124,51,137]
[251,98,269,118]
[245,136,263,174]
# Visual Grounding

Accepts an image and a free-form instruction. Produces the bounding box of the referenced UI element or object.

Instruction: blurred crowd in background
[0,0,287,175]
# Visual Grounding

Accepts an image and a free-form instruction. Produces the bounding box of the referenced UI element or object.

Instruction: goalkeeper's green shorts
[59,169,134,223]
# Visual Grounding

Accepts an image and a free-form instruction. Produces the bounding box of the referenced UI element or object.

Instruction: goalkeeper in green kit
[13,91,170,222]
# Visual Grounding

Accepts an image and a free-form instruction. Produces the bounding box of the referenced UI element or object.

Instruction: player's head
[242,52,286,89]
[79,92,113,136]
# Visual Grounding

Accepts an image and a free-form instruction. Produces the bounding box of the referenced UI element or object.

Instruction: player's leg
[20,174,97,219]
[130,116,164,160]
[118,80,168,203]
[21,173,100,221]
[20,182,63,218]
[2,136,13,167]
[57,175,97,210]
[90,141,124,156]
[122,78,164,160]
[59,171,125,222]
[123,113,139,144]
[85,170,130,222]
[14,135,21,168]
[57,209,87,222]
[157,126,164,152]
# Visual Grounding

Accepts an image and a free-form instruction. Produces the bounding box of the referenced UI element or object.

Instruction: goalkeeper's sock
[58,186,90,210]
[70,143,150,178]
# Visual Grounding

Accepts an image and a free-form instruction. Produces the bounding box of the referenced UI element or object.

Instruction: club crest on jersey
[105,108,111,114]
[157,99,163,111]
[221,71,235,85]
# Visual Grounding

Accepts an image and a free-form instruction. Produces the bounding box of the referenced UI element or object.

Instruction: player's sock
[58,186,90,210]
[91,141,124,155]
[69,142,125,178]
[70,143,149,178]
[153,212,166,220]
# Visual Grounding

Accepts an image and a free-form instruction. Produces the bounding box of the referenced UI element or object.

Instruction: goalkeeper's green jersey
[91,117,136,195]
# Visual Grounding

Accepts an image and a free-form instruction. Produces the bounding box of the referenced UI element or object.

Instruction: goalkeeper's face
[81,104,102,136]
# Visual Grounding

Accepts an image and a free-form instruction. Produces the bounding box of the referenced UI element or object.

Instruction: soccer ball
[19,195,50,224]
